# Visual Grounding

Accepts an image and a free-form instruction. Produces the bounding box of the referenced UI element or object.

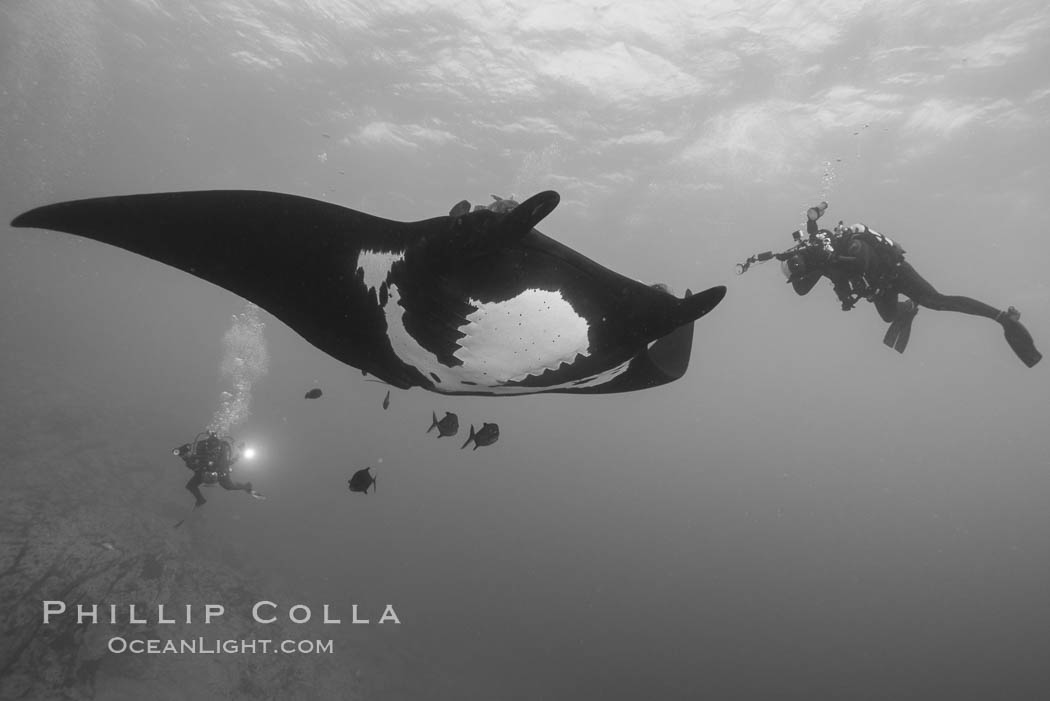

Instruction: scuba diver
[173,431,260,507]
[737,202,1042,367]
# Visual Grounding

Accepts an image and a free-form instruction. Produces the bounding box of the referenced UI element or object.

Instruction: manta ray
[11,190,725,395]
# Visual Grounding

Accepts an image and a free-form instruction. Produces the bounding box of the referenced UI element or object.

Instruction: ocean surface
[2,2,1049,699]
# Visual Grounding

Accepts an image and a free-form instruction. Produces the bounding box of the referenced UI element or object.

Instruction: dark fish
[347,467,376,494]
[461,422,500,450]
[382,390,390,410]
[427,411,459,437]
[10,190,725,396]
[304,388,323,399]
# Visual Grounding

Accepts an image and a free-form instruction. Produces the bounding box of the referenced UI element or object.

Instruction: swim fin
[999,307,1042,368]
[882,300,918,354]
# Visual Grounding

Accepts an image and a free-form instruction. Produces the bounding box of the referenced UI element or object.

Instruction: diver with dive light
[173,431,262,507]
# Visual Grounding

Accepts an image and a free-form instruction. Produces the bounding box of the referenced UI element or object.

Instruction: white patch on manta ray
[378,285,628,394]
[356,249,404,293]
[453,290,590,382]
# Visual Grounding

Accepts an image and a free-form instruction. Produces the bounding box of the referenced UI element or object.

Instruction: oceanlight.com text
[107,637,334,655]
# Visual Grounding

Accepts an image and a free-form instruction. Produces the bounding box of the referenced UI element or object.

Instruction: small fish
[100,542,116,551]
[461,422,500,450]
[382,390,390,410]
[427,411,459,437]
[304,388,323,399]
[347,467,376,494]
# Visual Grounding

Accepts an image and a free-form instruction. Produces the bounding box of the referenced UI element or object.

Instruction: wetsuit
[788,215,1041,366]
[832,228,1000,322]
[178,436,253,506]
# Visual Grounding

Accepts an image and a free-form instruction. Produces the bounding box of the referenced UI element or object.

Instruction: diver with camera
[737,202,1040,366]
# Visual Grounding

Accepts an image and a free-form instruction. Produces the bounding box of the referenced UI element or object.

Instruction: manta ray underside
[11,189,725,395]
